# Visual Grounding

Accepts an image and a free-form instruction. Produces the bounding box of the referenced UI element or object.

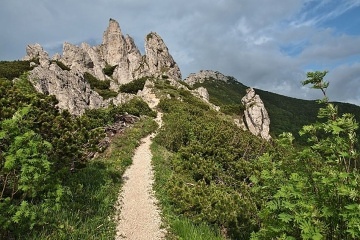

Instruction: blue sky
[1,0,360,105]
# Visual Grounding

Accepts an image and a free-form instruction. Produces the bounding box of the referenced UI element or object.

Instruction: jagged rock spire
[144,32,181,80]
[23,18,182,115]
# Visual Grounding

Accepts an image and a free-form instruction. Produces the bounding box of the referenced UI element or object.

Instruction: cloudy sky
[1,0,360,105]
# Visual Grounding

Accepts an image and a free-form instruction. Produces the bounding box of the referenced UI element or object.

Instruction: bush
[119,77,148,94]
[0,61,34,80]
[83,72,117,99]
[52,60,70,71]
[252,71,360,239]
[102,64,117,76]
[83,72,110,90]
[154,94,271,239]
[0,75,105,238]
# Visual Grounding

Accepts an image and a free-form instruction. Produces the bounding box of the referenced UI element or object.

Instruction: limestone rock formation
[23,43,50,67]
[144,32,181,80]
[185,70,229,86]
[137,80,160,109]
[28,63,105,115]
[194,87,209,101]
[241,88,271,141]
[22,18,182,115]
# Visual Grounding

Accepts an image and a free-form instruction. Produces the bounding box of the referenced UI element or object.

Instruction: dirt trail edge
[115,112,165,240]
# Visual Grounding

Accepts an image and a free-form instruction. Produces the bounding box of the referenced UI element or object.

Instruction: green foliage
[0,75,106,238]
[252,71,360,239]
[301,70,329,99]
[102,64,117,76]
[0,106,66,235]
[82,97,156,129]
[83,72,117,99]
[0,60,34,80]
[221,103,245,115]
[119,77,148,94]
[154,87,272,238]
[26,117,157,239]
[151,142,225,240]
[83,72,110,90]
[51,60,70,71]
[193,76,247,106]
[121,97,157,117]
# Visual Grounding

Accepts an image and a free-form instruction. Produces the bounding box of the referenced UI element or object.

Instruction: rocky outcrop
[137,80,159,109]
[23,43,50,67]
[185,70,229,86]
[22,18,182,115]
[144,32,181,80]
[194,87,209,101]
[241,88,271,141]
[28,62,105,115]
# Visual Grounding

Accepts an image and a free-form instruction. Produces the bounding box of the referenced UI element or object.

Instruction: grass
[27,116,158,239]
[151,142,226,240]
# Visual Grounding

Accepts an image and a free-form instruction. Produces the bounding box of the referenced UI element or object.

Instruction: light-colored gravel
[115,113,165,240]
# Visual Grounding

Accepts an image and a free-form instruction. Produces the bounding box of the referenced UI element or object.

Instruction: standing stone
[241,88,271,140]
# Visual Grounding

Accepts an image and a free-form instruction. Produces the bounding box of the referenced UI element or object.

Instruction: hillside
[191,72,360,140]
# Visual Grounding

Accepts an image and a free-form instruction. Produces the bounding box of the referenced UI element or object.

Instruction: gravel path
[115,113,164,240]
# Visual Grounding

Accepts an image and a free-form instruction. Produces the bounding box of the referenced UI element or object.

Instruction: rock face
[194,87,209,101]
[144,32,181,80]
[23,43,50,67]
[185,70,229,86]
[23,18,181,114]
[29,61,105,115]
[241,88,271,141]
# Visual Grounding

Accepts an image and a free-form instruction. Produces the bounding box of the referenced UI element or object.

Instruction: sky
[1,0,360,105]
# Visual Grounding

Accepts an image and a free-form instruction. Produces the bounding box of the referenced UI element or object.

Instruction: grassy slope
[192,77,360,139]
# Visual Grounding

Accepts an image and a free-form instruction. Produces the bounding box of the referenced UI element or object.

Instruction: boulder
[241,88,271,140]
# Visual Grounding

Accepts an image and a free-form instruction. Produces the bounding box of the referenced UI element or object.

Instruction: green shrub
[83,72,117,99]
[220,103,245,115]
[52,60,70,71]
[0,61,34,80]
[0,75,106,238]
[119,77,148,94]
[102,64,117,76]
[154,94,271,239]
[252,71,360,239]
[83,72,110,90]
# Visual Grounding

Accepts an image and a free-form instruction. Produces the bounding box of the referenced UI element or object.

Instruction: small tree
[252,71,360,239]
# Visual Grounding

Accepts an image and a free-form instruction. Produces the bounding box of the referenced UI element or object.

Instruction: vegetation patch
[51,60,70,71]
[0,72,158,239]
[151,142,225,240]
[26,117,157,239]
[153,82,272,239]
[0,60,34,80]
[119,77,148,94]
[102,64,117,77]
[83,72,117,99]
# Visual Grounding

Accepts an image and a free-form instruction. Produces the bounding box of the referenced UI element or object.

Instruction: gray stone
[185,70,229,86]
[241,88,271,140]
[23,18,182,115]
